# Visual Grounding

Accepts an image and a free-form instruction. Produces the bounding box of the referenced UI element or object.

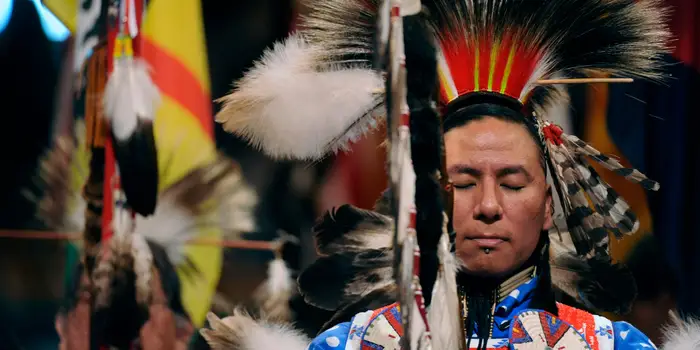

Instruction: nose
[473,180,502,224]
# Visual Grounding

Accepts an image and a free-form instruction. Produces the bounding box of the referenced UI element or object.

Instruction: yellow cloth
[141,0,220,328]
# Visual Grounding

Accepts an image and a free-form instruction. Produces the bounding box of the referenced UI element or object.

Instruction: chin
[458,250,515,278]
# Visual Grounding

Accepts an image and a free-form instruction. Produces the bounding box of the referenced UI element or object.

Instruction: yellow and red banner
[48,0,222,327]
[139,0,221,327]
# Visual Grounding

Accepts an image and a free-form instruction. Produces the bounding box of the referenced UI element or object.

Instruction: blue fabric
[612,321,657,349]
[307,277,656,349]
[308,322,352,350]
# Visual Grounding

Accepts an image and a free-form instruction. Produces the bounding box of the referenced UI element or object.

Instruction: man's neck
[458,265,537,303]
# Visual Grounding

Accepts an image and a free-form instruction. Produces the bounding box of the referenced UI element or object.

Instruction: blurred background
[0,0,697,348]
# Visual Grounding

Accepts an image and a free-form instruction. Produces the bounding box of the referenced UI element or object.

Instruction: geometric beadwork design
[509,310,592,350]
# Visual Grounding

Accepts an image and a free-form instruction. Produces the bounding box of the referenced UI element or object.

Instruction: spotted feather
[563,134,660,191]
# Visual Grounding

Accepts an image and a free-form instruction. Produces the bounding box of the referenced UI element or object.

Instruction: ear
[542,184,554,231]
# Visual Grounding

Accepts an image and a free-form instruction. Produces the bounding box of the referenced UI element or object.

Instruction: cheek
[451,192,473,230]
[502,190,547,224]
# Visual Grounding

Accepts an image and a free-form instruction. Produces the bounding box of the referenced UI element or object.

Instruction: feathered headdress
[427,0,669,260]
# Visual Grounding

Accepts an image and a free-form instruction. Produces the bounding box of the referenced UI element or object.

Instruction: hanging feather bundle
[86,155,257,348]
[103,32,160,216]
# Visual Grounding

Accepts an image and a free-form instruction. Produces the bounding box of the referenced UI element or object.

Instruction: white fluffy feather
[254,258,294,322]
[103,57,160,141]
[134,194,194,266]
[201,310,310,350]
[660,316,700,350]
[216,34,383,160]
[427,231,462,350]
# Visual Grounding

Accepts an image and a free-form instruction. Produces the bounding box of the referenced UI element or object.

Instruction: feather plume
[563,134,660,191]
[90,222,154,348]
[427,233,462,350]
[25,120,90,232]
[298,205,394,311]
[162,154,258,238]
[314,204,394,255]
[201,309,310,350]
[27,135,77,230]
[429,0,671,109]
[134,193,196,267]
[216,34,383,160]
[93,225,154,309]
[254,258,294,323]
[135,155,257,270]
[660,314,700,350]
[103,55,160,216]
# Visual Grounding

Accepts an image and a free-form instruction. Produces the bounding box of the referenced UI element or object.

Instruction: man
[304,109,655,350]
[202,0,679,349]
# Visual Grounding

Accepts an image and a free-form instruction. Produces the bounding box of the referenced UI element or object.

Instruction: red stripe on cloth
[141,38,213,137]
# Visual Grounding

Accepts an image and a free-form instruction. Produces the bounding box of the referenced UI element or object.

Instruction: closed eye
[453,183,475,190]
[501,184,524,191]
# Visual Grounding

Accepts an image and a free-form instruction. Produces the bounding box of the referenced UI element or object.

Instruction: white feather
[130,232,154,305]
[218,171,258,235]
[660,316,700,350]
[103,57,160,141]
[254,258,294,322]
[428,232,462,350]
[241,323,310,350]
[202,310,310,350]
[134,194,196,266]
[216,34,383,160]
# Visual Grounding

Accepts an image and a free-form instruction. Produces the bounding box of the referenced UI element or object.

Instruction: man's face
[445,117,553,278]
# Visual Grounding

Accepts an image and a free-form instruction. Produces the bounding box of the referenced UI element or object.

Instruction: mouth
[465,235,508,249]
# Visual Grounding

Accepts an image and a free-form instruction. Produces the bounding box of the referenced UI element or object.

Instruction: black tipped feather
[298,248,392,311]
[110,121,159,217]
[314,204,393,256]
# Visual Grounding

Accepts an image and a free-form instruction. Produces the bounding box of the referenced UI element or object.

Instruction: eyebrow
[447,165,533,181]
